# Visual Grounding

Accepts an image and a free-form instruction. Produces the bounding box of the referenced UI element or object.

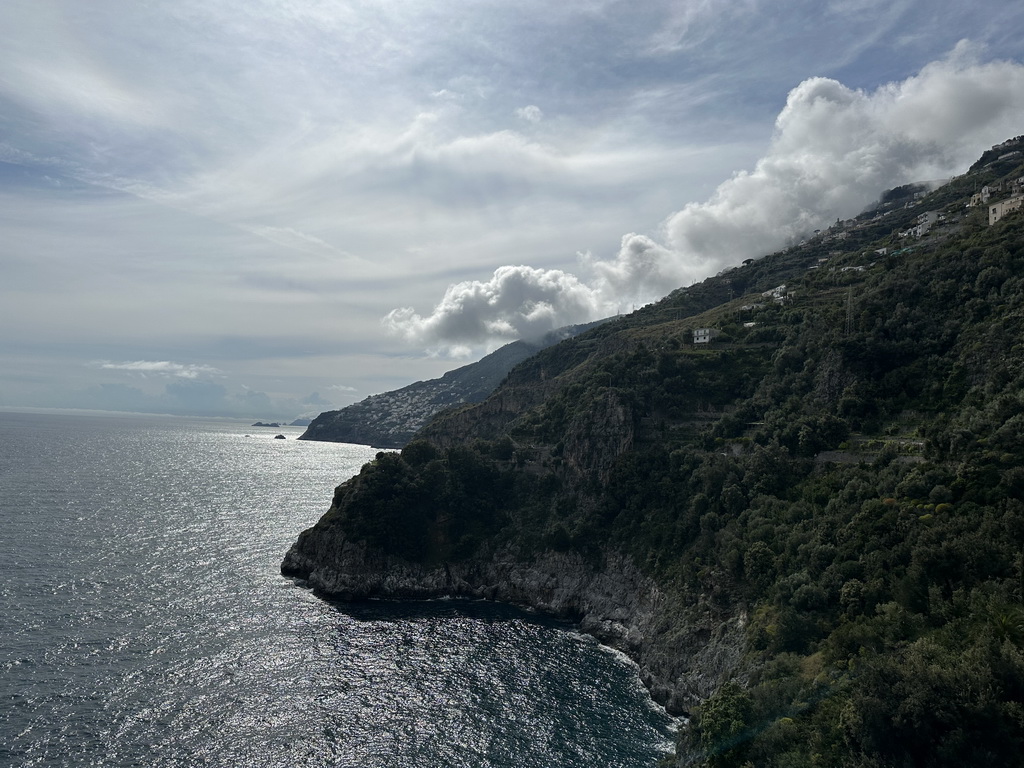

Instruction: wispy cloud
[96,360,222,379]
[1,1,1023,414]
[244,225,353,258]
[647,0,755,54]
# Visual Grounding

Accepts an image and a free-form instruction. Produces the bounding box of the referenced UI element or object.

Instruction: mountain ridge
[299,320,608,448]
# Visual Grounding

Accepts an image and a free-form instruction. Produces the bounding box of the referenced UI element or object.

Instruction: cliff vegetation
[284,138,1024,766]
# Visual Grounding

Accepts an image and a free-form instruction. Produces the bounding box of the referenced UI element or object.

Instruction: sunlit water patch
[0,411,675,767]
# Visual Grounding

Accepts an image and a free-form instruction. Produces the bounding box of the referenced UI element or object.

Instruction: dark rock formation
[282,527,745,716]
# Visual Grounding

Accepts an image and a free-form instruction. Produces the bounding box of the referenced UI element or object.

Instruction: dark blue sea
[0,411,675,767]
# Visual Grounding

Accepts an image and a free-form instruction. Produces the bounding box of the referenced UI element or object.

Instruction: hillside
[283,137,1024,767]
[299,321,607,448]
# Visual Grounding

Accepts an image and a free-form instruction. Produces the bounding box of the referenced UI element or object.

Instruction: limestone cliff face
[282,517,745,717]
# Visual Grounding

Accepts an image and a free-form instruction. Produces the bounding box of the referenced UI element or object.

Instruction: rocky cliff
[282,523,745,716]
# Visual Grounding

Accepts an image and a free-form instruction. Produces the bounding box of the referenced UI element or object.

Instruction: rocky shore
[281,520,746,719]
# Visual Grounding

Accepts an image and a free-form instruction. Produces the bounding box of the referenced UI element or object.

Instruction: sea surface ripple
[0,411,675,767]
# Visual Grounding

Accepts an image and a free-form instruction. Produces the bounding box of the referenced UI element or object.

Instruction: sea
[0,410,676,767]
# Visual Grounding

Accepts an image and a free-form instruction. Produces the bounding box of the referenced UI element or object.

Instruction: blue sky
[2,0,1024,419]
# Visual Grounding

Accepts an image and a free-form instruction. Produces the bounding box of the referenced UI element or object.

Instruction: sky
[2,1,1024,419]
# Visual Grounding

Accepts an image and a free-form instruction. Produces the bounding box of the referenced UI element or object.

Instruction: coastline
[281,523,747,721]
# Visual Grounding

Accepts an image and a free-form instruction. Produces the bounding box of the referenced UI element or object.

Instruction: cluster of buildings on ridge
[972,136,1024,226]
[970,176,1024,226]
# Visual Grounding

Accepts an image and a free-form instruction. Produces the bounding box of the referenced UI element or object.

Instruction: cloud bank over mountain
[386,44,1024,353]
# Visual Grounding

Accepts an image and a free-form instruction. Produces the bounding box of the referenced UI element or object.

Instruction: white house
[693,328,720,344]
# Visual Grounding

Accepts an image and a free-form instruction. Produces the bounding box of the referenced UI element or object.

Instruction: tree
[691,681,755,768]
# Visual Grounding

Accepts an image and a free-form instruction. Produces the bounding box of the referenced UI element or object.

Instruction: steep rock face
[281,520,745,716]
[562,391,636,482]
[416,383,547,448]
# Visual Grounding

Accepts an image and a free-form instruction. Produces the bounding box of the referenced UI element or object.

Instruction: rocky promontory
[282,520,745,716]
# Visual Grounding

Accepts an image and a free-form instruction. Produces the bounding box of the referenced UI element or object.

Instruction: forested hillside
[284,140,1024,766]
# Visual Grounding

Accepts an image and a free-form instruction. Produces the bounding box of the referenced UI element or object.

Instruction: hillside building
[989,196,1024,226]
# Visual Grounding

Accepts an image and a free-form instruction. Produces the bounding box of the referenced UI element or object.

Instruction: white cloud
[2,1,1024,414]
[584,233,710,301]
[386,45,1024,351]
[244,225,350,257]
[97,360,222,379]
[382,264,615,352]
[647,0,751,54]
[663,42,1024,267]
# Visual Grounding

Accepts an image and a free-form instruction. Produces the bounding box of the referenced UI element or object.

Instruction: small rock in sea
[274,434,286,439]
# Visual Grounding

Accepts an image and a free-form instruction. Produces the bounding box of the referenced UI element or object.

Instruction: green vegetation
[302,141,1024,766]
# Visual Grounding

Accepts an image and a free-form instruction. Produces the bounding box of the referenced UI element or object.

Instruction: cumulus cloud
[586,233,712,303]
[386,44,1024,353]
[97,360,221,379]
[664,42,1024,266]
[382,265,615,352]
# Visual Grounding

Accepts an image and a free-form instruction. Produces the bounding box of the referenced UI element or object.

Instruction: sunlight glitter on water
[0,412,675,767]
